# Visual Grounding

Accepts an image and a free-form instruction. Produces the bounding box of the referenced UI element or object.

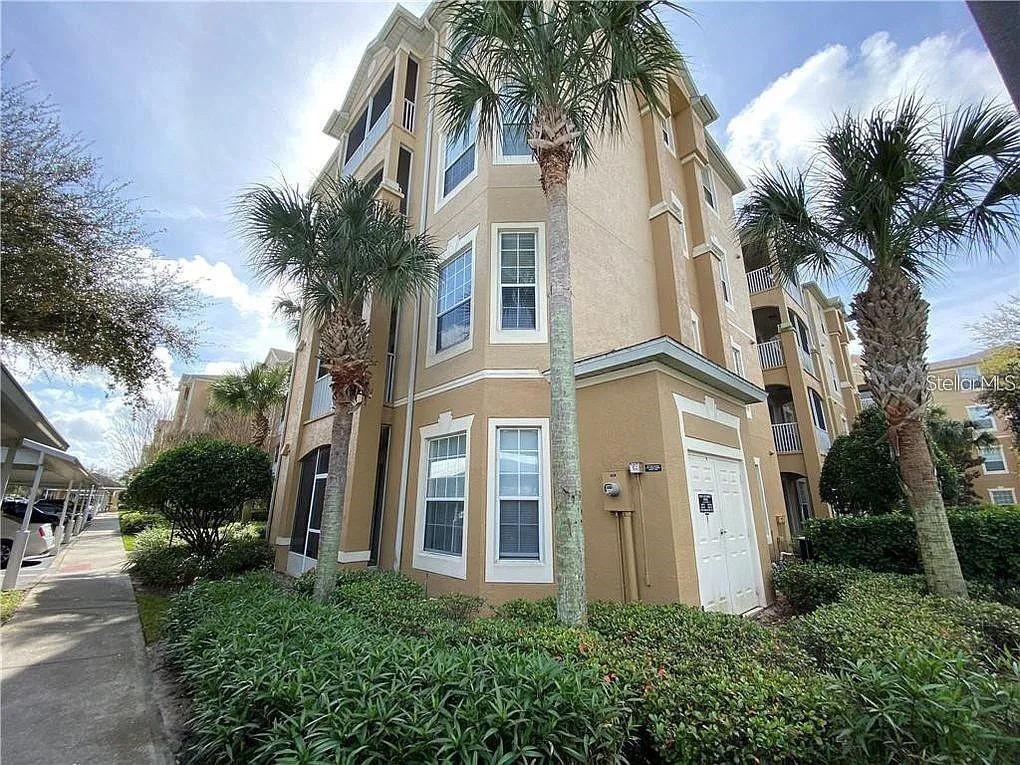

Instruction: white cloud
[724,32,1008,181]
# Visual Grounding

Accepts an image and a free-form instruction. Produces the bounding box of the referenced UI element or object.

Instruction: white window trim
[489,222,547,344]
[701,164,718,212]
[690,309,702,353]
[412,411,474,579]
[827,357,840,394]
[730,341,744,377]
[426,227,478,368]
[966,404,996,432]
[492,117,535,166]
[485,417,553,583]
[435,110,479,211]
[718,249,734,307]
[988,487,1017,505]
[981,444,1008,474]
[659,111,676,156]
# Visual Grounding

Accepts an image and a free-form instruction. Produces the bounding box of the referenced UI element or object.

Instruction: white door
[687,452,760,614]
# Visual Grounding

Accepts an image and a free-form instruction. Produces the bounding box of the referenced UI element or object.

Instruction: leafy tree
[0,68,198,397]
[435,0,685,625]
[926,406,997,501]
[123,439,271,557]
[235,175,438,601]
[821,407,970,515]
[739,99,1020,598]
[979,347,1020,450]
[209,362,291,449]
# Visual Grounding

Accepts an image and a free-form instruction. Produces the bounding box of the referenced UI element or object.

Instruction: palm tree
[272,296,303,337]
[739,98,1020,598]
[208,361,291,449]
[236,175,438,602]
[435,0,685,625]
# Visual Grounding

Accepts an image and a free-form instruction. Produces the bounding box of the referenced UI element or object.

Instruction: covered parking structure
[2,364,107,590]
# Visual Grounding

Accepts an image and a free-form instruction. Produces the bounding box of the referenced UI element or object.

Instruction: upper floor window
[730,343,744,377]
[789,309,812,354]
[344,69,394,167]
[967,405,995,432]
[498,232,537,330]
[957,365,983,388]
[496,86,532,163]
[701,165,717,210]
[442,115,477,198]
[990,488,1016,505]
[827,357,840,394]
[808,388,827,431]
[660,113,675,154]
[436,246,473,352]
[718,254,732,304]
[981,445,1007,473]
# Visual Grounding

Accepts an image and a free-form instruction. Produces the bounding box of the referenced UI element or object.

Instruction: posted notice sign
[698,493,714,514]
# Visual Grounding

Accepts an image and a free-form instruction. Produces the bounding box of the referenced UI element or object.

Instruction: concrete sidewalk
[1,513,173,764]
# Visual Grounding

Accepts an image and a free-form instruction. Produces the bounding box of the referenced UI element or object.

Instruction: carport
[2,364,103,590]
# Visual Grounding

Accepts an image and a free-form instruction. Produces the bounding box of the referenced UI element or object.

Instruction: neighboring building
[930,350,1019,505]
[266,5,855,613]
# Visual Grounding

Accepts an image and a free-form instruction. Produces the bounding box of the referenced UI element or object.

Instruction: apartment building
[930,350,1019,505]
[266,5,857,613]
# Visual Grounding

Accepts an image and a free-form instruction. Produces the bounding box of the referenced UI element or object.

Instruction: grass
[1,590,27,624]
[135,592,171,644]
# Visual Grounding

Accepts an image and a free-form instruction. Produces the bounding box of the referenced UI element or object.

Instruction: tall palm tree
[435,0,685,625]
[208,361,291,449]
[739,99,1020,598]
[236,175,438,602]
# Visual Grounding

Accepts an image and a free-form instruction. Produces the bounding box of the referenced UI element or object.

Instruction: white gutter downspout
[393,17,438,571]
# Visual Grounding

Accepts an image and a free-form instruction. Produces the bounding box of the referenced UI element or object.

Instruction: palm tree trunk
[312,397,355,602]
[852,271,968,598]
[544,164,587,625]
[250,413,270,450]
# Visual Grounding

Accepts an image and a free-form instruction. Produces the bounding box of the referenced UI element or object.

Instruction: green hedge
[803,506,1020,590]
[164,576,627,764]
[118,510,167,535]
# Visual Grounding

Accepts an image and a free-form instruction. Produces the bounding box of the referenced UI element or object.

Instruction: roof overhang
[1,365,69,450]
[1,439,96,490]
[572,336,767,404]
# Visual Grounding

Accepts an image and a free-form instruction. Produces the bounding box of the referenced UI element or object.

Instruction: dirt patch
[751,598,796,627]
[148,640,192,758]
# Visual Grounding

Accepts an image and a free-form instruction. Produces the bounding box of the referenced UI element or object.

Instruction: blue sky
[2,1,1016,471]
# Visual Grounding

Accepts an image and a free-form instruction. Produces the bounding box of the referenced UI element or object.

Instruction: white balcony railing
[402,98,416,132]
[309,374,333,420]
[757,338,784,370]
[746,266,774,294]
[384,350,397,403]
[343,104,393,176]
[816,427,832,454]
[772,421,802,454]
[799,346,815,376]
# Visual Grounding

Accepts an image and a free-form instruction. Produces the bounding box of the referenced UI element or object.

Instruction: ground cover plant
[164,567,1020,763]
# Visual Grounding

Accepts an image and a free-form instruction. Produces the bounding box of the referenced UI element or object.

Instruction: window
[498,231,537,330]
[701,165,717,210]
[730,343,744,377]
[981,445,1007,473]
[496,427,541,559]
[442,114,477,197]
[719,255,732,304]
[496,86,532,162]
[990,488,1016,505]
[344,68,395,167]
[396,147,412,216]
[422,434,467,556]
[436,247,473,352]
[690,310,702,353]
[789,309,812,354]
[808,388,827,431]
[967,405,995,431]
[827,357,840,394]
[660,113,675,154]
[957,365,983,389]
[289,446,330,567]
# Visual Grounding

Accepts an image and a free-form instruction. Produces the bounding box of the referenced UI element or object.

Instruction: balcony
[402,98,415,132]
[757,338,784,370]
[816,427,831,454]
[384,350,397,403]
[343,104,392,176]
[309,374,333,419]
[798,346,815,376]
[746,265,803,306]
[772,421,802,454]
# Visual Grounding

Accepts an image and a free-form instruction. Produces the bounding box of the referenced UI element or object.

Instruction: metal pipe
[53,479,75,548]
[615,510,640,603]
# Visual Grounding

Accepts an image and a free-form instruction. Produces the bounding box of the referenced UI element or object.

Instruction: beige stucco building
[930,350,1019,505]
[266,6,858,613]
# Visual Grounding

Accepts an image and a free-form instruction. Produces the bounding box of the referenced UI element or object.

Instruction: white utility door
[687,452,760,614]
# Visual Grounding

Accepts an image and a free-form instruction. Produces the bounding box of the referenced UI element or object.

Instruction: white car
[1,512,56,565]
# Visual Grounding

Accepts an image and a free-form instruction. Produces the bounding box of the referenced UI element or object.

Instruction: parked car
[1,513,56,564]
[2,499,62,527]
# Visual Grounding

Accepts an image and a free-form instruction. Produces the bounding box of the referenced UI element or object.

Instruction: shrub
[164,575,628,764]
[804,506,1020,588]
[123,438,272,557]
[118,509,167,535]
[773,560,924,613]
[126,523,272,589]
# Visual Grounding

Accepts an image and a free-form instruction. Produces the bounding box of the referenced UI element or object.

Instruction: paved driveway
[1,513,173,764]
